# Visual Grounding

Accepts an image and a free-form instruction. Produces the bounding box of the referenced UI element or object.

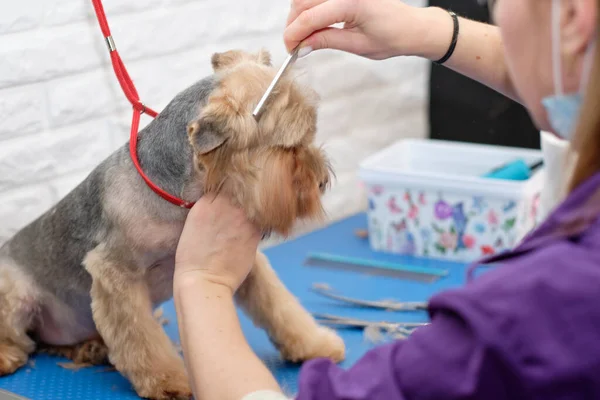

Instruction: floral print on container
[366,186,541,262]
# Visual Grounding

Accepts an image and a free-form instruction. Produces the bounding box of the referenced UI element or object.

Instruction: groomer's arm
[174,196,286,400]
[416,7,519,102]
[284,0,519,103]
[174,275,285,400]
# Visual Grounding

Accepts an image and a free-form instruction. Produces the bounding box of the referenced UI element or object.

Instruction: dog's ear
[211,49,272,72]
[187,119,226,155]
[211,51,233,72]
[256,48,272,66]
[211,50,248,72]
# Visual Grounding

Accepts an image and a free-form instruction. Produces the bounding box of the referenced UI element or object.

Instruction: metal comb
[303,252,449,283]
[252,46,300,119]
[310,283,428,311]
[0,389,30,400]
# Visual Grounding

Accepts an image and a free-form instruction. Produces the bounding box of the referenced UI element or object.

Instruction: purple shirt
[296,172,600,399]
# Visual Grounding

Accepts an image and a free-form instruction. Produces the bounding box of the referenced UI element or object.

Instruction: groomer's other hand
[284,0,426,60]
[175,194,261,294]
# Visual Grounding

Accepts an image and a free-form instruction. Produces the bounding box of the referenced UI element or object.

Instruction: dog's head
[187,49,331,236]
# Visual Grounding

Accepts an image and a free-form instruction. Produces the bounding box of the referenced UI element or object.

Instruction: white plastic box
[358,139,545,262]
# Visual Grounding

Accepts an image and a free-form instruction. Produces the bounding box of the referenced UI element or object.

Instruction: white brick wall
[0,0,428,244]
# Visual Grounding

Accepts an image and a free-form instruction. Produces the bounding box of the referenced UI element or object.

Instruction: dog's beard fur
[187,49,332,237]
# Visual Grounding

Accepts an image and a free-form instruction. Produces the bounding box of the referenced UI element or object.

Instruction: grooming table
[0,213,470,400]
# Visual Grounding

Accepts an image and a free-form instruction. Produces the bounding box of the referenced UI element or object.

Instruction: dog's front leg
[84,245,191,400]
[236,251,345,363]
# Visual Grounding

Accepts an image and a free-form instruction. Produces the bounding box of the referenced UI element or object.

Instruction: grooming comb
[310,283,428,311]
[0,389,30,400]
[252,46,300,119]
[303,252,448,283]
[312,313,429,329]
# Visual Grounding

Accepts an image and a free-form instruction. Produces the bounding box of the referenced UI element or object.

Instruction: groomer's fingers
[283,0,356,52]
[286,0,329,26]
[301,27,365,56]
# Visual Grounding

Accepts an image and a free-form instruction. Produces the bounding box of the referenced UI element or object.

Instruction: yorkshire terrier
[0,49,345,399]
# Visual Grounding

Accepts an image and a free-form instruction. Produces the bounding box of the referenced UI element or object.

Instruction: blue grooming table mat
[0,213,470,399]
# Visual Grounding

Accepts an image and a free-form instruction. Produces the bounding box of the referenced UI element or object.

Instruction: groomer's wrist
[174,269,235,298]
[411,6,457,61]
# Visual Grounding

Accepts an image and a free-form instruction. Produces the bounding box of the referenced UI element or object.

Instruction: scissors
[310,284,430,339]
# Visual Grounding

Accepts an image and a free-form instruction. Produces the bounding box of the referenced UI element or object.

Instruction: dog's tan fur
[190,50,329,235]
[0,49,344,399]
[237,252,345,363]
[84,245,192,399]
[38,338,108,365]
[0,261,37,375]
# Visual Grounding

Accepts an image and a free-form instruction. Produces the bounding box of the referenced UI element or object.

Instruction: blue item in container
[482,159,544,181]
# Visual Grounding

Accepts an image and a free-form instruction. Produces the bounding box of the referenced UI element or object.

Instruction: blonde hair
[568,21,600,192]
[552,12,600,236]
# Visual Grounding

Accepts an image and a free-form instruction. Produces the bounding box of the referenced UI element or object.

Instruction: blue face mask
[541,0,595,141]
[541,94,583,141]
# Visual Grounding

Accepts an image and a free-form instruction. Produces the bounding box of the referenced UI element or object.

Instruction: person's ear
[562,0,597,56]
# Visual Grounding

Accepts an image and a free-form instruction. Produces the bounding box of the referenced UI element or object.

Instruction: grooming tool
[312,313,428,329]
[482,158,544,181]
[303,252,449,283]
[311,283,428,311]
[310,284,429,341]
[252,46,300,119]
[0,389,30,400]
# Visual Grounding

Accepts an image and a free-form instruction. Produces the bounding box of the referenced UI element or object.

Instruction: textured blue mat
[0,213,470,399]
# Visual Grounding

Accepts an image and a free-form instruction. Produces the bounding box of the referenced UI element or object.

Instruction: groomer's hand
[284,0,429,60]
[175,194,261,294]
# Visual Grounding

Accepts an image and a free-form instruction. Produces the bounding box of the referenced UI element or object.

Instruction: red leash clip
[91,0,195,209]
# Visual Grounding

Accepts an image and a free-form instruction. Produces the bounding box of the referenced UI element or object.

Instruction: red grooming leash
[90,0,195,209]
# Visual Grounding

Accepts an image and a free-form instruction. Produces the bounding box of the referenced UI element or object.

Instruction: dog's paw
[38,338,109,366]
[140,383,192,400]
[73,338,109,365]
[0,343,29,376]
[135,371,192,400]
[280,326,346,364]
[150,385,193,400]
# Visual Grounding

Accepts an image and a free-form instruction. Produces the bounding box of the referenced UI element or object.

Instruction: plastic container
[358,139,545,262]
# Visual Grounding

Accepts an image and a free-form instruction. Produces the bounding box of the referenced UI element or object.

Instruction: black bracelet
[434,10,459,65]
